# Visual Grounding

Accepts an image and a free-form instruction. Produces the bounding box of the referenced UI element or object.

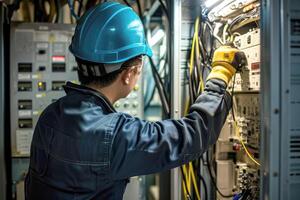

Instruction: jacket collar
[63,81,117,113]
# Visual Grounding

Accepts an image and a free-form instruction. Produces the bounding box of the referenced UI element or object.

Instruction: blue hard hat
[69,2,152,65]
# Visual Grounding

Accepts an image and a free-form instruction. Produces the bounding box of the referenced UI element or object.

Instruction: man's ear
[120,68,132,85]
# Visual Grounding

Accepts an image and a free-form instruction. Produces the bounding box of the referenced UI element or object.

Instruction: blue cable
[67,0,80,20]
[233,193,242,200]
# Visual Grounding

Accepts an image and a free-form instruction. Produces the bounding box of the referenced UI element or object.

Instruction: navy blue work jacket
[25,79,231,200]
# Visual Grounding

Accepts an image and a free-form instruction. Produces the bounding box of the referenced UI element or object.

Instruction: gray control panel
[10,23,143,157]
[10,23,77,157]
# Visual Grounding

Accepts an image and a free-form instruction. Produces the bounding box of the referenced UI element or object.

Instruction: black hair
[76,55,142,87]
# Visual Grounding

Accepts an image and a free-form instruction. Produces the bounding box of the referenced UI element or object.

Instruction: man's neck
[86,83,118,104]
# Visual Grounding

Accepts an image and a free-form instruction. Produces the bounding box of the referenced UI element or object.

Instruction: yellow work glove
[207,44,247,85]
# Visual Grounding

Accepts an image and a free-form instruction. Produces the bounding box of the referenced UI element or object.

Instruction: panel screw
[273,172,278,177]
[274,109,279,114]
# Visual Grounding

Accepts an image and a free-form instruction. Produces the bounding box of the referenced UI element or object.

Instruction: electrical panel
[9,23,144,200]
[113,84,143,117]
[234,29,260,91]
[205,1,261,199]
[10,23,77,157]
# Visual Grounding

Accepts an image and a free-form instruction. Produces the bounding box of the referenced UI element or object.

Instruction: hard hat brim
[70,43,153,64]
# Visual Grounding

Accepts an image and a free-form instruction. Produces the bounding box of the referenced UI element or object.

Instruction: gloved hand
[206,44,247,85]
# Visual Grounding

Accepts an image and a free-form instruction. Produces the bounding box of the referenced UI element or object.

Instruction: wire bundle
[183,4,261,199]
[180,16,209,200]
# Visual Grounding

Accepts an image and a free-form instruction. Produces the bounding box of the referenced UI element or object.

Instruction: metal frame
[0,3,7,200]
[260,0,284,199]
[170,0,182,199]
[279,0,290,198]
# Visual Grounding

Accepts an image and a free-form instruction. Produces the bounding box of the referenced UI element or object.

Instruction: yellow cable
[182,165,190,199]
[183,17,202,200]
[183,164,201,200]
[182,183,188,199]
[188,164,192,194]
[189,163,201,200]
[189,18,197,75]
[182,17,203,200]
[233,121,261,166]
[195,30,204,93]
[183,17,199,117]
[182,184,188,199]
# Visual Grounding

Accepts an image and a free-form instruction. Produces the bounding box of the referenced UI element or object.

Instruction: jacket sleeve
[110,79,232,180]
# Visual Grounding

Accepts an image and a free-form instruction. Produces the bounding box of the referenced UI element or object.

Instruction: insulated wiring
[231,75,261,166]
[67,0,79,20]
[181,17,209,200]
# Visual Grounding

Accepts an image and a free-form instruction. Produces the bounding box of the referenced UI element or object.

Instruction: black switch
[38,49,46,54]
[39,66,46,71]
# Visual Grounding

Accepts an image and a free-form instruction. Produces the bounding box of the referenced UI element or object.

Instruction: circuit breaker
[9,23,144,200]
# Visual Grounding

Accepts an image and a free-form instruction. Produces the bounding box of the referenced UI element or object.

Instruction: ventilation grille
[290,135,300,177]
[291,19,300,36]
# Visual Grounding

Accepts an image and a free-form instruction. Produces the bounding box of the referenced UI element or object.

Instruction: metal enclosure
[261,0,300,199]
[0,4,7,200]
[170,0,182,199]
[169,0,300,199]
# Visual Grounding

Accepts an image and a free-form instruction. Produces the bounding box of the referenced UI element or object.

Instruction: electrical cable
[136,0,143,19]
[203,21,215,61]
[67,0,80,20]
[181,18,204,200]
[149,58,170,116]
[222,23,229,43]
[231,74,261,166]
[122,0,131,7]
[198,173,208,200]
[189,163,201,200]
[54,0,59,23]
[195,23,205,94]
[144,56,167,109]
[7,0,21,21]
[48,0,56,22]
[135,1,171,116]
[186,66,196,104]
[236,126,261,166]
[180,167,192,200]
[85,0,97,11]
[34,0,44,22]
[77,0,84,17]
[182,164,201,200]
[158,0,169,20]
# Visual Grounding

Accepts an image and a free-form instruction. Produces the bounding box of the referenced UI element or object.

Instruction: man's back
[25,83,128,200]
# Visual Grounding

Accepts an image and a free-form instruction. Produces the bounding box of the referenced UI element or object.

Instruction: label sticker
[31,74,41,79]
[32,110,40,115]
[36,93,46,98]
[18,73,31,80]
[16,130,33,155]
[36,43,49,49]
[18,110,31,117]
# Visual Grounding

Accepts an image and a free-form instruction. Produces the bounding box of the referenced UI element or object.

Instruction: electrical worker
[25,2,246,200]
